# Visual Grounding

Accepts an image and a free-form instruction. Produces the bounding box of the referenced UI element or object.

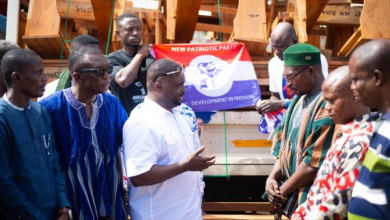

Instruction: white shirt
[268,54,329,100]
[123,97,202,220]
[38,79,58,101]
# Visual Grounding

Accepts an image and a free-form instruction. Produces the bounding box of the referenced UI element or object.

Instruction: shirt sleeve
[302,119,335,168]
[0,121,49,220]
[320,54,329,78]
[268,58,279,93]
[43,109,71,210]
[114,98,129,147]
[124,121,161,177]
[107,54,126,90]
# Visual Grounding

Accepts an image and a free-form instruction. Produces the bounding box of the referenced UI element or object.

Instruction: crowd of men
[0,13,388,220]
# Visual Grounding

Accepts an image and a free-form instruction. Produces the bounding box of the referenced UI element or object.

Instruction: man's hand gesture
[180,146,216,171]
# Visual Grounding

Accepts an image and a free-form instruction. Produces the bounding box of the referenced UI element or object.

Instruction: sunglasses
[152,64,186,82]
[283,66,312,81]
[75,66,113,78]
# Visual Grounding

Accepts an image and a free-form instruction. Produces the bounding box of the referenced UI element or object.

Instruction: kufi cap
[283,43,321,66]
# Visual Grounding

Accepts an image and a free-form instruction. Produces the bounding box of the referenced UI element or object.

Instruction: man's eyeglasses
[152,64,186,82]
[283,66,312,81]
[75,66,113,78]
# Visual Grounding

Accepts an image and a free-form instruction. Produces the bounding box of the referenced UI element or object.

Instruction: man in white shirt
[257,22,328,114]
[123,59,215,220]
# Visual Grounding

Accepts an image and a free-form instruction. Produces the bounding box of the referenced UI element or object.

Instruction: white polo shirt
[268,54,329,100]
[123,97,202,220]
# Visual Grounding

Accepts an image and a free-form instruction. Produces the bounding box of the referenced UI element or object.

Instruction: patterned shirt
[55,69,71,92]
[348,111,390,220]
[40,89,128,220]
[293,114,379,220]
[270,94,335,205]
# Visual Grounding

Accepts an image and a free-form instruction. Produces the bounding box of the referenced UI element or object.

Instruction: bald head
[322,65,370,124]
[351,39,390,76]
[147,59,180,85]
[146,59,186,110]
[271,22,297,60]
[349,39,390,113]
[323,66,352,95]
[271,22,297,40]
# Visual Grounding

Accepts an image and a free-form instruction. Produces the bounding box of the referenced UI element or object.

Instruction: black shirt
[107,50,155,115]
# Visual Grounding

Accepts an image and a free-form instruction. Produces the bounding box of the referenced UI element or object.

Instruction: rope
[106,0,117,56]
[58,0,71,77]
[204,0,229,178]
[218,0,229,178]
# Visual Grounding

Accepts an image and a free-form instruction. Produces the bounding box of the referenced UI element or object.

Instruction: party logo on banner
[153,43,261,112]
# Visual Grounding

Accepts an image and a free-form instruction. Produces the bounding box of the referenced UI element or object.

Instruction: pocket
[34,133,53,169]
[166,135,182,160]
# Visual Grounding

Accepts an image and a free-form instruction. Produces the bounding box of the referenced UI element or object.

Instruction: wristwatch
[60,207,73,220]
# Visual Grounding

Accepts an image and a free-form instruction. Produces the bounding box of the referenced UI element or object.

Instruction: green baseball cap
[283,43,321,66]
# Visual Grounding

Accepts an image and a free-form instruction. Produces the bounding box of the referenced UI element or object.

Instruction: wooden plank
[361,0,390,39]
[174,0,202,43]
[266,0,277,38]
[57,0,157,21]
[25,0,61,36]
[204,202,272,212]
[286,0,295,12]
[195,23,233,34]
[233,0,267,41]
[234,38,268,56]
[338,27,369,56]
[317,4,362,26]
[200,5,237,15]
[123,2,160,16]
[166,0,176,40]
[23,34,69,58]
[257,78,269,86]
[326,26,354,56]
[338,27,361,56]
[220,3,238,42]
[23,0,68,58]
[203,215,288,220]
[328,0,364,4]
[155,12,163,44]
[57,0,94,21]
[306,0,329,32]
[43,60,68,83]
[74,20,97,30]
[232,0,268,56]
[201,0,239,4]
[90,0,114,52]
[18,11,27,49]
[294,0,307,42]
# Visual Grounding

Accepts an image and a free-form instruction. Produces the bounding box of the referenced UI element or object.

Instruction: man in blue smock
[0,49,71,219]
[40,47,128,220]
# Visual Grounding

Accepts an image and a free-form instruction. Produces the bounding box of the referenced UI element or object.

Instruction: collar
[3,94,30,111]
[337,113,377,137]
[63,88,103,110]
[143,96,178,116]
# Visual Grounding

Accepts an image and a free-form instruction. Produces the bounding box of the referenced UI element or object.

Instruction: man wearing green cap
[264,43,335,217]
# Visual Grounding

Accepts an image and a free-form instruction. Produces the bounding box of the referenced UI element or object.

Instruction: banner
[153,43,261,112]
